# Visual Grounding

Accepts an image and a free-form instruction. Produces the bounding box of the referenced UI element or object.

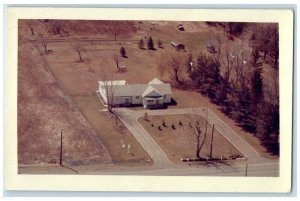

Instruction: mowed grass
[138,114,243,164]
[73,95,153,166]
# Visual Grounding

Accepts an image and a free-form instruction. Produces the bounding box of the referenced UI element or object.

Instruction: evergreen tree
[255,101,279,155]
[147,37,154,50]
[251,68,264,102]
[190,52,222,102]
[120,46,126,57]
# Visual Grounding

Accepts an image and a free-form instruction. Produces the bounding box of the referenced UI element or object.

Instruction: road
[19,161,279,176]
[19,107,279,176]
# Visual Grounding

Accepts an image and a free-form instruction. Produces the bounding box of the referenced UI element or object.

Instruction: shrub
[144,112,149,121]
[162,119,167,127]
[120,46,126,57]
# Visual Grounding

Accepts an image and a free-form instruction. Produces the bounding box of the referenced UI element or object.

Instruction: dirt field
[138,114,243,163]
[17,40,112,167]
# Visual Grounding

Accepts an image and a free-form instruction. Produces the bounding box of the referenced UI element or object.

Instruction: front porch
[143,97,164,109]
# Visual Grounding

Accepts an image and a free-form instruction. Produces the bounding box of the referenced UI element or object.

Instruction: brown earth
[138,114,243,164]
[18,19,278,170]
[18,22,112,166]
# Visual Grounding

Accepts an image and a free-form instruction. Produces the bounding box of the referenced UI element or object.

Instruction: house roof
[170,41,184,47]
[170,41,178,46]
[98,80,126,86]
[142,85,163,97]
[148,77,164,84]
[105,83,172,97]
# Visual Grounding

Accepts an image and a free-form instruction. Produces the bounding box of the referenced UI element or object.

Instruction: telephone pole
[60,129,63,166]
[209,124,215,158]
[114,32,118,43]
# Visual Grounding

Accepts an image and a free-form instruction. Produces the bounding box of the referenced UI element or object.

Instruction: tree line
[190,23,279,154]
[159,22,279,155]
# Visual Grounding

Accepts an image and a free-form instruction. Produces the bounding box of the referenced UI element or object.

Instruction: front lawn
[138,114,244,164]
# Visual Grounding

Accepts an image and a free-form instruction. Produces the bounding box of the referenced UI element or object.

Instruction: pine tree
[251,68,264,102]
[190,52,221,101]
[147,37,154,50]
[120,46,126,57]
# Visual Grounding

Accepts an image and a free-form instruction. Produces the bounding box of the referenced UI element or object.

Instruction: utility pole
[209,124,215,158]
[60,129,63,166]
[114,32,118,43]
[245,162,248,177]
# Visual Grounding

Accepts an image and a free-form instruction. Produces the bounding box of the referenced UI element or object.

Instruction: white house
[97,78,172,108]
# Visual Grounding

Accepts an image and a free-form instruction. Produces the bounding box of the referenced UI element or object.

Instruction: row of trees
[189,43,279,154]
[139,37,162,50]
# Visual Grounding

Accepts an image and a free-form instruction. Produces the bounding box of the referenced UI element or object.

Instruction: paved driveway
[114,107,270,168]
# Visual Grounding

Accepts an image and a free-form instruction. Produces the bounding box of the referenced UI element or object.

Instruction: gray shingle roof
[106,83,172,97]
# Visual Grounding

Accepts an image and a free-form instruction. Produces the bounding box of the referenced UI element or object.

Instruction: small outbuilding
[178,24,185,31]
[170,41,185,51]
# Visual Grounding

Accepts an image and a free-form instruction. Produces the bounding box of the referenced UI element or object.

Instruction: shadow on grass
[185,159,240,173]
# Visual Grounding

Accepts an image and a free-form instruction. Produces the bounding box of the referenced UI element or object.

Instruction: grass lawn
[73,94,153,166]
[138,114,243,164]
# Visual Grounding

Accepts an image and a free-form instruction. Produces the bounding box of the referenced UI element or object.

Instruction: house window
[163,95,166,99]
[136,96,139,99]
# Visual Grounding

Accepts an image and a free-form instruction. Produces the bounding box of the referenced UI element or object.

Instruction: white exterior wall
[163,94,172,103]
[98,86,108,104]
[132,96,142,104]
[110,96,123,105]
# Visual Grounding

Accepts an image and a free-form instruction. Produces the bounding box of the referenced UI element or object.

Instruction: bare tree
[157,49,188,85]
[71,42,85,62]
[37,34,49,54]
[26,20,35,36]
[220,43,235,88]
[50,20,63,35]
[189,108,209,159]
[112,53,121,71]
[252,23,279,67]
[230,42,251,91]
[99,64,118,113]
[207,34,221,61]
